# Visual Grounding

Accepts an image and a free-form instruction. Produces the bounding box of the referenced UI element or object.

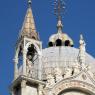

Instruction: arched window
[27,44,37,62]
[64,40,70,46]
[48,42,54,47]
[71,45,74,47]
[56,39,62,46]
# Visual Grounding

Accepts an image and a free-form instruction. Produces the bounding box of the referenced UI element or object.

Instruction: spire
[79,34,86,50]
[54,0,65,33]
[20,0,38,40]
[78,34,86,69]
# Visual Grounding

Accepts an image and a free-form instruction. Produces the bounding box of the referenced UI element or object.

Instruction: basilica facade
[10,0,95,95]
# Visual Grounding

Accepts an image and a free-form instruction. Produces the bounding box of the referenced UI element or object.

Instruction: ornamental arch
[58,88,93,95]
[50,80,95,95]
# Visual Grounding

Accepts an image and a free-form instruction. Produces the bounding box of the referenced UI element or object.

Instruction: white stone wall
[26,86,37,95]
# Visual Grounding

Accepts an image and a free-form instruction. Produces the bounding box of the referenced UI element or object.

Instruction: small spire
[80,34,83,40]
[79,34,86,69]
[79,34,86,46]
[28,0,32,8]
[54,0,65,33]
[20,0,39,40]
[79,34,86,51]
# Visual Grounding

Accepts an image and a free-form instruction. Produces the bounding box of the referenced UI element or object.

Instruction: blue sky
[0,0,95,95]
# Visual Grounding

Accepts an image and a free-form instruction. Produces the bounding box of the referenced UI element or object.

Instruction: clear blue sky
[0,0,95,95]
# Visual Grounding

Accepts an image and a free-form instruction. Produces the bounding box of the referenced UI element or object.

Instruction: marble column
[23,49,27,76]
[14,58,18,80]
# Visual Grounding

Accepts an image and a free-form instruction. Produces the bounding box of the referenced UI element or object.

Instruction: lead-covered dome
[41,46,95,80]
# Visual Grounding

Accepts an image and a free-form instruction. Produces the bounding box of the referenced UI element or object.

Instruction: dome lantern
[48,0,74,47]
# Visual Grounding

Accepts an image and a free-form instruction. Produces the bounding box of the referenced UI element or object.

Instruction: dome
[18,46,95,81]
[41,46,95,80]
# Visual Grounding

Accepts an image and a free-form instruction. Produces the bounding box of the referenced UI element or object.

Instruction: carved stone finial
[79,34,86,46]
[78,34,86,69]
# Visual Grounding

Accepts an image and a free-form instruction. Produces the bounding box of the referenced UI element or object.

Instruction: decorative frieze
[64,67,72,78]
[50,80,95,95]
[46,73,55,88]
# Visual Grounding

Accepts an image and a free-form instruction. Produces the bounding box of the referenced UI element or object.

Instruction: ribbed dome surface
[18,46,95,80]
[42,47,95,68]
[41,47,95,79]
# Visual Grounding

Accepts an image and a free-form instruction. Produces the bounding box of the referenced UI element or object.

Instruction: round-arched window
[27,44,37,62]
[64,40,70,46]
[48,42,54,47]
[56,39,62,46]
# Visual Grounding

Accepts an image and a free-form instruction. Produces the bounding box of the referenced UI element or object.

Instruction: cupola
[48,0,74,47]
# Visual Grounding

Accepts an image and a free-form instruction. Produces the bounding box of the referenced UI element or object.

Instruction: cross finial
[54,0,65,20]
[28,0,32,7]
[54,0,65,33]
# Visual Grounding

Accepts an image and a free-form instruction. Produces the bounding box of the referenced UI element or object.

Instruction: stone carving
[50,80,95,95]
[79,34,86,70]
[46,73,55,88]
[64,67,72,78]
[73,65,80,75]
[54,68,63,82]
[82,74,87,80]
[39,84,44,95]
[26,55,33,77]
[79,34,86,52]
[45,69,55,87]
